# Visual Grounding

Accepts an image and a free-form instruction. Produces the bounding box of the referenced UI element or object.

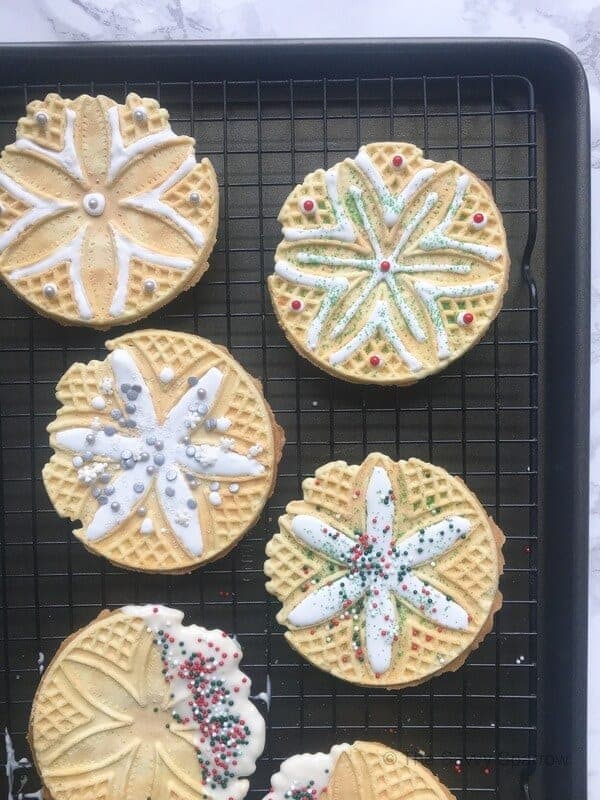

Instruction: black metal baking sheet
[0,39,590,800]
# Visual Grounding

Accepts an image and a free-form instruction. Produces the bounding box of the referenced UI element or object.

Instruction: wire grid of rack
[0,72,538,799]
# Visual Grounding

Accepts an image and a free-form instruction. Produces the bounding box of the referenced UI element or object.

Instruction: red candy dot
[462,312,474,325]
[369,354,381,367]
[379,260,391,272]
[392,154,404,168]
[290,299,303,311]
[302,198,315,213]
[473,212,485,224]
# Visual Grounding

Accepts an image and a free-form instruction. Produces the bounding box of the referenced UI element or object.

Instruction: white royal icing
[0,170,72,254]
[283,166,355,243]
[124,153,205,248]
[106,105,178,184]
[121,604,265,800]
[9,228,92,319]
[263,744,350,800]
[14,108,83,182]
[52,349,267,557]
[285,465,471,675]
[109,227,192,317]
[275,146,504,371]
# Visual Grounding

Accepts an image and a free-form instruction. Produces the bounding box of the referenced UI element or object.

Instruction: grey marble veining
[0,0,597,795]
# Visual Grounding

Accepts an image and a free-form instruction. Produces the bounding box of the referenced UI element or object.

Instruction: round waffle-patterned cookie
[265,453,503,688]
[43,329,284,573]
[0,92,218,327]
[29,605,266,800]
[269,142,509,384]
[263,740,455,800]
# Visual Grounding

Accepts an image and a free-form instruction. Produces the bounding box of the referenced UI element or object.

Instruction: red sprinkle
[302,198,315,213]
[392,154,404,168]
[473,212,485,224]
[379,259,391,272]
[291,299,302,311]
[462,312,474,325]
[370,354,381,367]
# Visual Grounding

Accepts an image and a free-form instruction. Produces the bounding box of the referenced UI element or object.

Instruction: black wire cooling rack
[0,39,589,800]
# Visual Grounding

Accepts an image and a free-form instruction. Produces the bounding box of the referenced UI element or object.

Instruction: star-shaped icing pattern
[0,92,217,325]
[54,348,264,557]
[284,466,470,675]
[270,142,508,382]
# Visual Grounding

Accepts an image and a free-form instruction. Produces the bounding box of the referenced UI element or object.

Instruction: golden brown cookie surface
[265,453,503,688]
[262,740,455,800]
[269,142,509,384]
[0,92,218,327]
[43,329,283,573]
[29,605,266,800]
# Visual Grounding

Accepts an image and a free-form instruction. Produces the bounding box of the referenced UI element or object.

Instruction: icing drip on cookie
[122,605,265,800]
[52,348,266,556]
[263,745,350,800]
[284,465,471,676]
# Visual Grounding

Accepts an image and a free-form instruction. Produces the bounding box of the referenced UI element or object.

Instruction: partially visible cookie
[0,92,218,327]
[269,142,509,384]
[263,740,455,800]
[43,329,284,573]
[29,605,266,800]
[265,453,504,688]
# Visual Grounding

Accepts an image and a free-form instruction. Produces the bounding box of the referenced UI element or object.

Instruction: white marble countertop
[0,0,597,796]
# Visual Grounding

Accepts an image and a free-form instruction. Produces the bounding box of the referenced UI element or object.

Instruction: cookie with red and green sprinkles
[265,453,504,688]
[28,604,265,800]
[269,142,509,385]
[262,740,456,800]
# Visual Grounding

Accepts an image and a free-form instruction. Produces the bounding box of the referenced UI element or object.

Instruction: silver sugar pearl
[43,282,57,299]
[99,473,110,484]
[187,499,197,509]
[140,451,150,462]
[197,402,208,415]
[85,433,96,444]
[121,450,133,460]
[104,425,116,437]
[137,506,147,517]
[197,387,207,399]
[187,376,198,386]
[155,440,164,451]
[154,454,165,466]
[92,487,101,498]
[110,409,122,420]
[188,191,200,205]
[143,278,156,294]
[133,107,147,123]
[146,465,156,475]
[125,403,136,414]
[166,467,177,481]
[165,486,175,497]
[110,501,121,511]
[133,482,144,493]
[185,446,196,457]
[35,110,49,126]
[105,486,115,496]
[97,495,108,505]
[146,435,156,446]
[83,450,93,462]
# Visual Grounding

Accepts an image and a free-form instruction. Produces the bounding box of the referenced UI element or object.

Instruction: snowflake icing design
[54,348,265,557]
[0,93,215,322]
[285,465,471,675]
[274,145,504,372]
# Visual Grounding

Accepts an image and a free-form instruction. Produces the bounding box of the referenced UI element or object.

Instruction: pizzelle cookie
[265,453,504,688]
[263,741,455,800]
[29,604,266,800]
[0,92,218,327]
[269,142,509,384]
[43,329,284,573]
